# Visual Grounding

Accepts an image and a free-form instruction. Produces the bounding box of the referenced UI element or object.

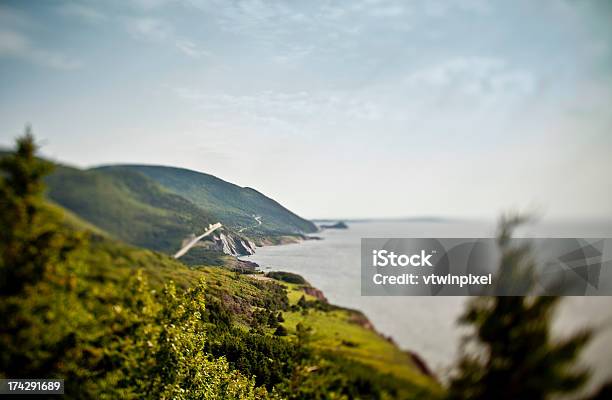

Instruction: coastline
[252,233,322,247]
[244,222,612,396]
[242,233,437,381]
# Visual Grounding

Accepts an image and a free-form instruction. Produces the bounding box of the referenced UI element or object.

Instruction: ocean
[243,219,612,392]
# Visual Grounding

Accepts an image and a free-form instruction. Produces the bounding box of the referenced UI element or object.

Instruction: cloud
[58,3,107,22]
[404,57,536,102]
[175,39,212,58]
[126,16,211,58]
[207,0,410,36]
[128,0,177,10]
[272,44,313,64]
[368,4,407,18]
[172,87,384,135]
[0,4,33,28]
[0,29,81,70]
[56,3,211,59]
[0,4,82,70]
[128,17,172,41]
[422,0,491,17]
[181,0,494,67]
[184,1,409,66]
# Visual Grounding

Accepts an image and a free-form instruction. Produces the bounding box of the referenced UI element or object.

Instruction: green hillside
[4,221,438,398]
[45,165,216,254]
[1,136,438,399]
[96,165,317,236]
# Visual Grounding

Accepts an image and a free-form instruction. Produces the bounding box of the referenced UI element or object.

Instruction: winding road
[238,215,262,233]
[173,222,222,259]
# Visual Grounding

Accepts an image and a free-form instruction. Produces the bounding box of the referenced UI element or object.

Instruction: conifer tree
[274,325,288,337]
[297,294,307,309]
[447,215,592,400]
[0,128,84,378]
[0,127,65,294]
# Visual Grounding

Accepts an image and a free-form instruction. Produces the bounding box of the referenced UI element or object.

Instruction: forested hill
[96,165,317,236]
[45,164,217,254]
[41,162,316,259]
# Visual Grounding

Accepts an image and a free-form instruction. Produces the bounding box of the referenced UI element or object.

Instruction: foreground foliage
[447,215,594,400]
[0,133,266,399]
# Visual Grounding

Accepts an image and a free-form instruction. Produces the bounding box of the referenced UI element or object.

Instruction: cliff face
[177,229,257,258]
[212,232,257,256]
[302,286,327,302]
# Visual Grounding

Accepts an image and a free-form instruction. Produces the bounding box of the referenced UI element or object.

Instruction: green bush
[266,271,308,284]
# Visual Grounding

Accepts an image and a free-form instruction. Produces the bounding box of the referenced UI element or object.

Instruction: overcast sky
[0,0,611,220]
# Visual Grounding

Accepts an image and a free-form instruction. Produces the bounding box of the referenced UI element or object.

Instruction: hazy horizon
[1,0,611,220]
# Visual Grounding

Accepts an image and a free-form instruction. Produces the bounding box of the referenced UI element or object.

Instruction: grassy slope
[197,271,439,396]
[96,165,317,236]
[42,161,436,396]
[57,207,437,397]
[281,282,436,390]
[73,231,438,387]
[45,165,215,254]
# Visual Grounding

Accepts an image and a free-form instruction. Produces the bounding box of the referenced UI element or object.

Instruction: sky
[0,0,611,220]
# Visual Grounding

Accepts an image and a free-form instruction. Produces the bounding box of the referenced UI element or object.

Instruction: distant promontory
[320,221,348,230]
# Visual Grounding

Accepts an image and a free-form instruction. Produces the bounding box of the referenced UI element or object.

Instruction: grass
[278,282,439,391]
[284,309,432,385]
[285,282,318,303]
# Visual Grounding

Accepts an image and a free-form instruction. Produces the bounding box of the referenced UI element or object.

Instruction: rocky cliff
[178,229,257,258]
[212,231,257,256]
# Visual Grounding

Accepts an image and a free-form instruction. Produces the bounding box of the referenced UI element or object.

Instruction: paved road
[238,215,262,233]
[173,222,222,259]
